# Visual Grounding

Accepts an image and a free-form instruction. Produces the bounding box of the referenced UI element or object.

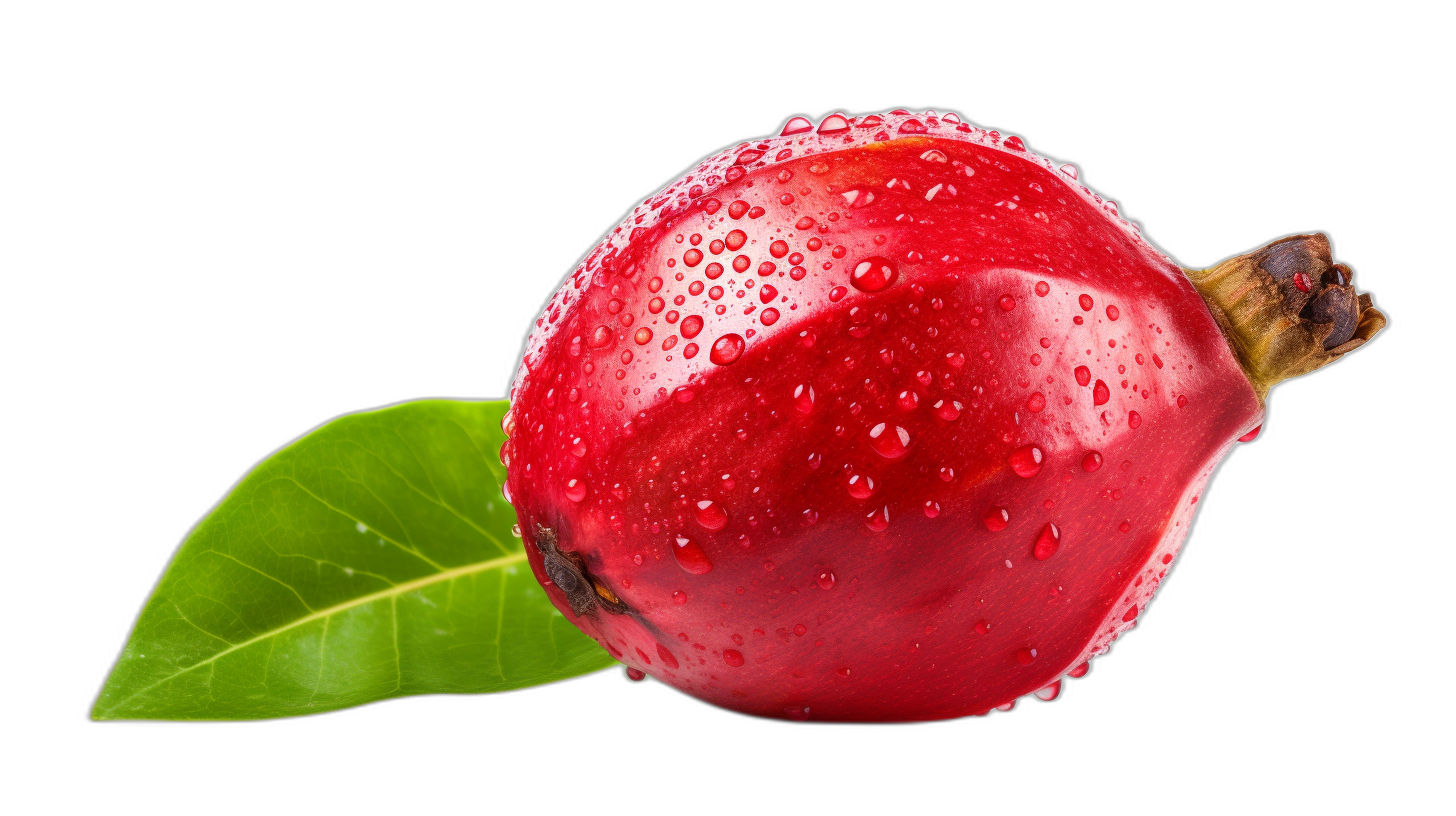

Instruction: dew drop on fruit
[1026,392,1046,413]
[1068,662,1090,678]
[564,478,587,502]
[634,327,653,345]
[672,535,713,574]
[850,256,898,293]
[1128,410,1142,429]
[680,315,703,339]
[780,116,813,136]
[829,286,848,302]
[793,383,816,413]
[656,644,680,669]
[865,506,890,532]
[625,667,646,682]
[1079,294,1094,311]
[818,113,851,134]
[1015,647,1038,665]
[932,399,962,421]
[897,390,920,411]
[998,294,1016,311]
[867,423,911,459]
[846,472,876,499]
[817,571,836,590]
[1239,425,1262,442]
[983,506,1009,531]
[1008,445,1044,478]
[923,500,941,518]
[709,333,745,365]
[1035,281,1050,297]
[723,649,745,667]
[672,590,687,605]
[694,499,728,531]
[1106,305,1120,321]
[1093,379,1110,405]
[1081,450,1103,472]
[1034,680,1062,701]
[974,619,991,634]
[1032,523,1060,560]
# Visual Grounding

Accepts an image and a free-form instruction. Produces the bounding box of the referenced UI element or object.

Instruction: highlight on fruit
[95,109,1383,722]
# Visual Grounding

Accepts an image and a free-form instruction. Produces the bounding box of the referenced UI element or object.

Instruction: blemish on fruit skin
[502,109,1386,723]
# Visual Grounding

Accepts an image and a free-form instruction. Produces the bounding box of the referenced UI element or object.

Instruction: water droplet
[1003,135,1026,151]
[672,590,688,605]
[1068,662,1090,678]
[564,479,587,502]
[1079,294,1094,311]
[864,506,890,531]
[678,315,704,340]
[1032,523,1060,560]
[816,571,836,590]
[932,399,962,421]
[672,535,713,574]
[1081,451,1103,472]
[974,619,991,634]
[1034,680,1062,701]
[1106,305,1120,321]
[1122,604,1140,622]
[694,499,728,531]
[1015,647,1038,665]
[656,643,680,669]
[1035,281,1050,297]
[850,256,898,292]
[625,667,646,681]
[896,390,920,411]
[817,113,850,134]
[1239,425,1262,442]
[983,506,1010,531]
[709,333,745,365]
[725,229,747,250]
[998,294,1016,311]
[1093,379,1110,405]
[780,116,813,136]
[922,499,940,518]
[828,285,848,302]
[723,649,745,667]
[1026,392,1046,413]
[1294,271,1312,292]
[1128,410,1142,429]
[1008,445,1044,478]
[1060,164,1078,179]
[634,327,653,345]
[867,423,911,459]
[589,326,615,348]
[846,472,876,499]
[1074,365,1091,387]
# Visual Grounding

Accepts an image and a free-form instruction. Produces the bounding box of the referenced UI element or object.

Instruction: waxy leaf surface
[94,400,613,719]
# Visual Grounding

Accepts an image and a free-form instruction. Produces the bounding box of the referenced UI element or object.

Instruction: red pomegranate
[501,110,1384,721]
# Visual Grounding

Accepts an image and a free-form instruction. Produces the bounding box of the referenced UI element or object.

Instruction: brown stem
[1186,234,1386,401]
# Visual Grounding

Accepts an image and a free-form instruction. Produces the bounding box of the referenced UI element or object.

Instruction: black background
[56,46,1421,786]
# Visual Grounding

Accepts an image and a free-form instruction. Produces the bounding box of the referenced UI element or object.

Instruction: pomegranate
[502,110,1385,721]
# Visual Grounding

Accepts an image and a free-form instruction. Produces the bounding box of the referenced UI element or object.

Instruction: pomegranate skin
[504,111,1270,721]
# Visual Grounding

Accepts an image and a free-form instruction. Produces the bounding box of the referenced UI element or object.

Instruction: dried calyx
[534,525,630,617]
[1187,233,1386,400]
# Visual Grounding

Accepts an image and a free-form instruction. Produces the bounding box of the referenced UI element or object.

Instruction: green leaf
[93,399,614,720]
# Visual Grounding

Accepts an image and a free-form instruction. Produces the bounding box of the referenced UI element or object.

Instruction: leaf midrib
[96,549,529,718]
